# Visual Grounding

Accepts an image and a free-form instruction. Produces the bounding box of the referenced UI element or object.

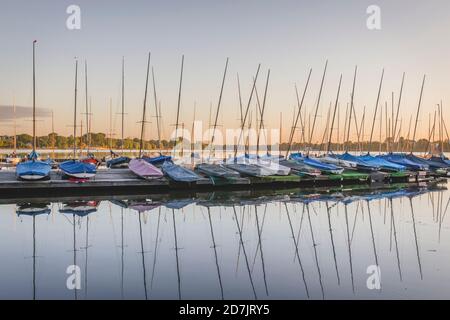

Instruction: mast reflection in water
[1,183,450,299]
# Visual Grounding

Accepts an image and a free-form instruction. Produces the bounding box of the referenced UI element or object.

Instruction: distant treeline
[0,133,448,153]
[0,132,176,150]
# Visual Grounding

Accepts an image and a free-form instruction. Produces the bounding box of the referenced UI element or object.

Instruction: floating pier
[0,167,437,199]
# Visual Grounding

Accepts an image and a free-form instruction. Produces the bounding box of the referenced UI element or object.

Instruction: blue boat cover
[60,160,97,175]
[290,153,343,171]
[162,161,201,182]
[358,154,406,171]
[378,153,428,171]
[144,155,172,165]
[338,152,379,170]
[107,156,130,167]
[406,154,448,169]
[16,160,51,178]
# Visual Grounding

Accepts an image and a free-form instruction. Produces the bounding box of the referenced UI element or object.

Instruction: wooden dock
[0,167,428,199]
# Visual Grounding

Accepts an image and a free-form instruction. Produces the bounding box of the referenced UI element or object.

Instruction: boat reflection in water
[3,182,450,299]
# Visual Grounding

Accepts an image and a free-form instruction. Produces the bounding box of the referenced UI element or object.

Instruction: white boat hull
[248,159,291,176]
[63,172,96,179]
[19,174,48,181]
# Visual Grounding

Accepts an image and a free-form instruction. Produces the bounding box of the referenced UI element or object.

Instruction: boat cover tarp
[196,163,240,178]
[337,152,379,170]
[129,159,163,178]
[144,155,172,165]
[162,162,201,182]
[290,153,343,172]
[378,154,428,171]
[16,160,51,178]
[107,156,131,168]
[60,160,97,175]
[358,154,406,171]
[406,154,448,169]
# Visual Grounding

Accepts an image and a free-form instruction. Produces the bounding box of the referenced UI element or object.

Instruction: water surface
[0,184,449,299]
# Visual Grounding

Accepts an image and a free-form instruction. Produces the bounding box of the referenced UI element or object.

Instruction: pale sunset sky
[1,0,450,143]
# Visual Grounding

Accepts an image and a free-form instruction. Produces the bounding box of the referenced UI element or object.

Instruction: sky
[1,0,450,143]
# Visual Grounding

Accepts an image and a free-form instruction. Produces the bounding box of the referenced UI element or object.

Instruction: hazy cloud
[0,105,51,122]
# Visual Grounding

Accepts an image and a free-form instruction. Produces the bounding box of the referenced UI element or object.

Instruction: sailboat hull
[162,161,201,182]
[59,160,97,179]
[129,159,163,179]
[16,160,51,181]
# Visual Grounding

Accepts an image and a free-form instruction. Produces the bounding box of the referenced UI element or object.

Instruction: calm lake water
[0,184,449,300]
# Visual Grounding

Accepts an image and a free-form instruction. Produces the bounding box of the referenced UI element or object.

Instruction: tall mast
[152,67,161,154]
[394,72,405,152]
[173,55,184,157]
[440,100,444,154]
[51,110,55,159]
[345,66,357,152]
[285,69,312,157]
[13,96,17,153]
[256,69,270,156]
[85,60,89,153]
[326,75,343,153]
[121,57,125,153]
[237,74,244,127]
[234,64,261,159]
[368,69,384,153]
[73,58,78,159]
[307,60,328,156]
[139,52,151,158]
[211,58,229,157]
[109,98,113,150]
[32,40,37,153]
[410,75,426,153]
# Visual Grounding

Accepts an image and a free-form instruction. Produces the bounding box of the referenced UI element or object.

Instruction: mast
[51,110,55,159]
[368,69,384,153]
[152,67,161,154]
[73,58,78,159]
[174,55,184,157]
[139,52,151,158]
[285,69,312,157]
[85,60,89,153]
[307,60,327,156]
[410,75,426,153]
[13,97,17,153]
[32,40,37,153]
[256,69,270,156]
[326,74,343,153]
[109,98,113,150]
[393,74,405,152]
[234,64,261,159]
[121,57,125,153]
[345,66,357,152]
[440,100,444,154]
[210,58,229,158]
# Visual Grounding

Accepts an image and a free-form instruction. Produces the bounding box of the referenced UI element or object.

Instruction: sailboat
[107,57,131,168]
[128,52,163,180]
[80,62,101,168]
[59,59,97,179]
[193,58,241,180]
[142,66,172,166]
[356,71,406,172]
[160,55,201,182]
[16,41,52,181]
[248,69,291,176]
